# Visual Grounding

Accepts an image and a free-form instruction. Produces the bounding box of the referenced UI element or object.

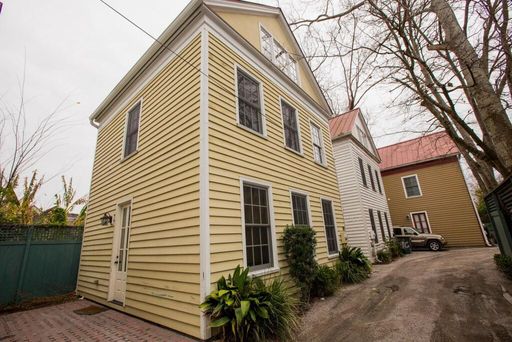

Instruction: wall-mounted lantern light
[100,213,113,226]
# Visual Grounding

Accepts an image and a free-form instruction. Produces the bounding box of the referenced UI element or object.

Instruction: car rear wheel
[428,240,441,251]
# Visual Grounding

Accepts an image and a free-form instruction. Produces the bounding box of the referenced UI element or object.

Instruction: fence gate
[0,225,83,307]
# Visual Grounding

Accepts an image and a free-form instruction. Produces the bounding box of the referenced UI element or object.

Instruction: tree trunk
[431,0,512,177]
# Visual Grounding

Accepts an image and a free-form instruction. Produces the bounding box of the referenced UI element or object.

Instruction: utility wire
[97,0,251,110]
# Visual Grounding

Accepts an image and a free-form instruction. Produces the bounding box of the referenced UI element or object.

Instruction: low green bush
[377,249,392,264]
[312,265,339,298]
[385,238,404,259]
[200,265,299,341]
[283,225,317,303]
[336,245,371,283]
[494,254,512,279]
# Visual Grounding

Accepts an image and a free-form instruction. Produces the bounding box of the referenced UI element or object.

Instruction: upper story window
[237,69,263,135]
[291,192,309,226]
[356,125,369,149]
[374,169,382,194]
[259,27,298,82]
[368,164,376,191]
[281,100,300,152]
[311,123,325,165]
[124,101,141,158]
[358,157,367,187]
[402,174,422,198]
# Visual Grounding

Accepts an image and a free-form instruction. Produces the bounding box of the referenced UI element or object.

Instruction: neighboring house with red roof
[330,108,393,260]
[378,132,489,247]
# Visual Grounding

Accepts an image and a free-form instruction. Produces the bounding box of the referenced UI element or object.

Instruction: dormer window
[356,125,370,149]
[260,27,298,82]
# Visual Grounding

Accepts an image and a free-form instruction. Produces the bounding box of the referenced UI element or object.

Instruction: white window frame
[401,174,423,198]
[239,177,279,277]
[258,23,300,84]
[320,197,341,258]
[234,64,267,139]
[310,121,326,167]
[409,210,432,234]
[107,196,133,303]
[289,189,312,227]
[121,98,143,161]
[279,96,303,155]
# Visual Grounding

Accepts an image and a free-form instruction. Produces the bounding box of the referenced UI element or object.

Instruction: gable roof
[329,108,360,140]
[90,0,332,126]
[378,131,459,171]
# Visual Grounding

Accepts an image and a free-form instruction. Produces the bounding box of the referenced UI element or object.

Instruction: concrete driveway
[299,247,512,342]
[0,299,194,341]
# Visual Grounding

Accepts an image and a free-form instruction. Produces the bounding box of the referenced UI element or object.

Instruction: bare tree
[0,69,65,203]
[289,0,512,192]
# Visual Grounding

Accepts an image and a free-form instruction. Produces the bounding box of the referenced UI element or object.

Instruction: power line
[97,0,250,112]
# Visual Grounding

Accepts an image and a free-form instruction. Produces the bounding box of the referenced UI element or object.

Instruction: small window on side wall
[291,192,309,226]
[310,123,324,165]
[281,100,300,152]
[402,175,422,198]
[321,199,338,255]
[124,101,141,158]
[237,69,263,135]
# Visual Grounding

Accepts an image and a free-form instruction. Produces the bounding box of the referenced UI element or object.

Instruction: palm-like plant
[337,245,372,283]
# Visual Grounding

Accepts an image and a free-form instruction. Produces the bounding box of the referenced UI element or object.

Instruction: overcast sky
[0,0,400,210]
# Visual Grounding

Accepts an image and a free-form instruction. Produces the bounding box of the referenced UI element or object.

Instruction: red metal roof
[377,131,459,171]
[329,109,360,140]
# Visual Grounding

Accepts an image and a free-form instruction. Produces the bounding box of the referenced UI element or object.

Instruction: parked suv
[393,226,446,251]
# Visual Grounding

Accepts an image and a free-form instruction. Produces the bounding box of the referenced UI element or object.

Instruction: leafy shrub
[336,245,371,283]
[385,238,404,259]
[254,278,299,340]
[312,265,339,298]
[283,225,318,302]
[377,249,392,264]
[494,254,512,279]
[200,266,298,341]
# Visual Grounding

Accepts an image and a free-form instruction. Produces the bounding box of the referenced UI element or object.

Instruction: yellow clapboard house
[77,0,346,339]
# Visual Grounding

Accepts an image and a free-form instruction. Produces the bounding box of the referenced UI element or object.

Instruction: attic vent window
[260,27,298,82]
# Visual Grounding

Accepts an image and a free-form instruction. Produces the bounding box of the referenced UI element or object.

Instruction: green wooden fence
[0,225,83,307]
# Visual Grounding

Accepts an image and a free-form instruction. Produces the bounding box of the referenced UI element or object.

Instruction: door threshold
[111,300,124,306]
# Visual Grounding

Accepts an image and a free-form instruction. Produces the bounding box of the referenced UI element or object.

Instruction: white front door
[112,204,131,304]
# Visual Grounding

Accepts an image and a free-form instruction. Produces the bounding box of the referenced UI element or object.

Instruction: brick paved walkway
[0,299,195,341]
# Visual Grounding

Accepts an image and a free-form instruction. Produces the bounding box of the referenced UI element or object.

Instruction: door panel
[112,204,131,304]
[412,212,430,234]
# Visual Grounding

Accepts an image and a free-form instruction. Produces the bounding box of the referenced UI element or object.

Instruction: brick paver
[0,299,195,341]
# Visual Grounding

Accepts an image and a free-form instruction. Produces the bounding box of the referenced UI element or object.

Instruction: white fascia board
[90,0,203,125]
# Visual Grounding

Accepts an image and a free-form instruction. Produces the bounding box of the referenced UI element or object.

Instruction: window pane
[124,102,141,157]
[282,101,300,152]
[359,157,367,186]
[403,176,420,197]
[291,193,309,226]
[243,184,273,271]
[375,170,382,193]
[368,165,376,191]
[311,124,323,163]
[369,209,378,243]
[260,28,273,60]
[237,70,262,134]
[322,199,338,254]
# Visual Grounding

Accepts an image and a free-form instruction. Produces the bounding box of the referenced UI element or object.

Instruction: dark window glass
[124,102,141,157]
[375,170,382,194]
[322,199,338,254]
[237,70,263,134]
[403,175,421,197]
[368,164,376,191]
[393,228,401,236]
[377,211,386,241]
[384,212,392,238]
[291,193,309,226]
[311,124,324,164]
[369,209,378,243]
[243,184,272,271]
[359,158,367,187]
[281,100,300,152]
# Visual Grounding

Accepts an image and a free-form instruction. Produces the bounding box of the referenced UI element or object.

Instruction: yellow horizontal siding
[207,33,345,284]
[382,160,485,247]
[77,34,202,337]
